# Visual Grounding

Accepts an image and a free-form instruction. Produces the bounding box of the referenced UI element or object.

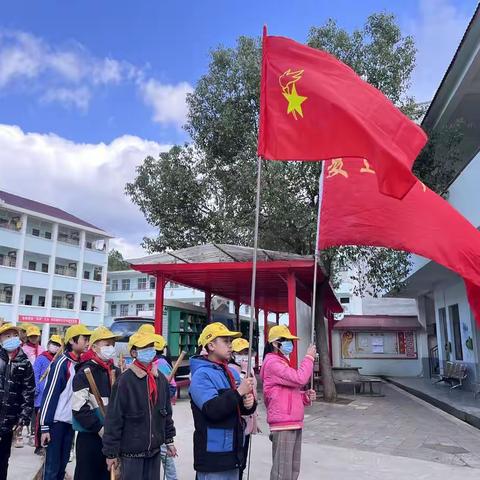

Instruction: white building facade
[0,190,111,344]
[395,10,480,387]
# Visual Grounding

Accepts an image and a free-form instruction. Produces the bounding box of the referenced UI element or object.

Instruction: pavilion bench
[434,361,467,391]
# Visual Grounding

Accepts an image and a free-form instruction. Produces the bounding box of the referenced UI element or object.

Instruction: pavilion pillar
[154,274,166,334]
[205,290,212,323]
[255,308,260,369]
[235,301,240,331]
[287,271,298,368]
[328,312,334,364]
[263,305,269,351]
[276,312,280,325]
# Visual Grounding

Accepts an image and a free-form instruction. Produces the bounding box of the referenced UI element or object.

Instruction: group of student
[0,317,317,480]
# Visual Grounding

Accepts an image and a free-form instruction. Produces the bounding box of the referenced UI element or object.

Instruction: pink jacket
[260,352,314,430]
[22,342,44,366]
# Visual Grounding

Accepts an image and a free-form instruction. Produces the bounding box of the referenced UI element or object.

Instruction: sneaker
[34,447,43,456]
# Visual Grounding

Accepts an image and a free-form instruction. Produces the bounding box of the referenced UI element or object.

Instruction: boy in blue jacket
[39,324,91,480]
[190,323,256,480]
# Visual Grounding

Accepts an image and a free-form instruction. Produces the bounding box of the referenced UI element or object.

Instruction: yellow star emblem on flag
[279,69,308,120]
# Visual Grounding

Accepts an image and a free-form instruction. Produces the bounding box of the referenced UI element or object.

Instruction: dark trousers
[44,421,74,480]
[0,430,13,480]
[74,432,109,480]
[121,452,161,480]
[239,434,251,479]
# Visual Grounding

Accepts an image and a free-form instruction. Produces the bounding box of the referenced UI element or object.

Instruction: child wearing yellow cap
[22,325,44,366]
[39,324,91,480]
[260,325,317,480]
[189,322,256,480]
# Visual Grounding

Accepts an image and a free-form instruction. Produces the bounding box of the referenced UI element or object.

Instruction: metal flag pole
[310,165,325,390]
[247,157,262,377]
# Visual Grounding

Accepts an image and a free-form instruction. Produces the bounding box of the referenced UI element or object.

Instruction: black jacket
[102,363,175,458]
[189,356,257,473]
[0,347,35,435]
[72,359,120,433]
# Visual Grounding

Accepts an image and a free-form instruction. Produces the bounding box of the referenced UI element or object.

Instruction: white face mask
[48,345,60,354]
[98,345,116,361]
[236,354,248,365]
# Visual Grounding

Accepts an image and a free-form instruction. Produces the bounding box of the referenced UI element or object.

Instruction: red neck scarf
[134,360,158,406]
[41,351,55,362]
[81,349,113,373]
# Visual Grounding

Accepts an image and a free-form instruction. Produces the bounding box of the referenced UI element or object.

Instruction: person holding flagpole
[260,325,316,480]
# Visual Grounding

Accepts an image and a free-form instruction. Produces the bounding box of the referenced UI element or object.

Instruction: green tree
[126,13,461,401]
[108,249,130,272]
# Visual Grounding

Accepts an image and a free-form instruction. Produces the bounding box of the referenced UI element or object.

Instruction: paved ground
[9,383,480,479]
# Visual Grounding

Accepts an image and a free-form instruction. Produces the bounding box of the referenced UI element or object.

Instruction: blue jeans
[196,470,239,480]
[44,421,74,480]
[160,444,178,480]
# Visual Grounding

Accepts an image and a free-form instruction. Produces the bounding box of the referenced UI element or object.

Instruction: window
[148,303,155,311]
[86,241,93,249]
[81,301,88,311]
[138,278,147,290]
[84,271,90,280]
[52,296,62,308]
[120,304,129,316]
[41,263,49,273]
[28,261,36,271]
[24,294,33,306]
[149,277,156,289]
[121,279,130,291]
[93,267,102,282]
[111,280,118,291]
[340,297,350,304]
[38,296,45,307]
[44,231,52,239]
[449,304,463,361]
[136,304,145,315]
[111,304,117,316]
[32,228,40,237]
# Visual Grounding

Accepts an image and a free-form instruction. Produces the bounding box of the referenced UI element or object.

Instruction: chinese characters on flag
[319,158,480,325]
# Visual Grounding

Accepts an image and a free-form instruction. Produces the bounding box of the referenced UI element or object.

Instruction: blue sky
[0,0,477,255]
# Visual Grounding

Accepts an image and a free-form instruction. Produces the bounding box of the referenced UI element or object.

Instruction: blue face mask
[280,340,294,356]
[136,347,156,364]
[2,336,21,352]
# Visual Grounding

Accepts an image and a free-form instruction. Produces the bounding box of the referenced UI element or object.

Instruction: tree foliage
[108,249,130,272]
[126,12,459,297]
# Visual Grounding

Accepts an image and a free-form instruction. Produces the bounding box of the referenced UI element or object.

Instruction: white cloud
[406,0,472,101]
[140,79,193,127]
[0,124,171,258]
[41,87,92,111]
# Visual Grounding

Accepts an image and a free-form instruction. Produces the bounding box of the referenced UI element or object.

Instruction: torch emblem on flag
[279,69,308,119]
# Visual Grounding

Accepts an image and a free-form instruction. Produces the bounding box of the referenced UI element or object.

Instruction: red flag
[319,157,480,324]
[257,31,428,199]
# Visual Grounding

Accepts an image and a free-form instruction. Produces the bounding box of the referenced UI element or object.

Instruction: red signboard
[18,315,79,326]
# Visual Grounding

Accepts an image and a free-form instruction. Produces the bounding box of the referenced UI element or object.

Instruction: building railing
[0,256,16,268]
[55,265,77,277]
[57,233,80,246]
[0,292,13,303]
[0,219,22,232]
[51,299,74,309]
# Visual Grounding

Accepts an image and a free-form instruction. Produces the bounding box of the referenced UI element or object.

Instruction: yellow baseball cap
[18,323,34,332]
[0,323,20,336]
[49,335,63,345]
[26,325,41,337]
[268,325,299,343]
[89,326,120,345]
[64,324,92,344]
[198,322,241,347]
[138,324,166,350]
[128,332,162,350]
[232,338,249,352]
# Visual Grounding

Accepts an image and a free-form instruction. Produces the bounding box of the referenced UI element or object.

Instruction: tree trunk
[315,282,337,402]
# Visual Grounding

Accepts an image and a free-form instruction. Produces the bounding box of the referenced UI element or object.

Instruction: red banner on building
[18,315,79,326]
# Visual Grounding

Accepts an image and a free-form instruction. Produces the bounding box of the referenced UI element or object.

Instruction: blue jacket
[39,351,78,432]
[33,352,54,408]
[189,356,256,473]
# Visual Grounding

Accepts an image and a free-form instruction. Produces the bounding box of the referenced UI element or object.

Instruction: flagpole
[310,164,324,389]
[247,157,262,376]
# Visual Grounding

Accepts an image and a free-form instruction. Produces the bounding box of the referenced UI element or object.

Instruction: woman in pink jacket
[260,325,316,480]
